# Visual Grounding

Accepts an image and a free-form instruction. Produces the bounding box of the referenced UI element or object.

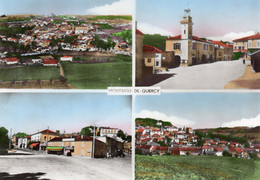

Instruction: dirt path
[224,64,260,89]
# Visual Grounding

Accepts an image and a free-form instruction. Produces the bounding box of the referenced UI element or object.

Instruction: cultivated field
[0,66,60,81]
[135,155,260,180]
[62,62,132,89]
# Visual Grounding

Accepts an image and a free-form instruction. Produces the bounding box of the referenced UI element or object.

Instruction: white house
[60,56,73,62]
[5,57,18,65]
[100,128,119,137]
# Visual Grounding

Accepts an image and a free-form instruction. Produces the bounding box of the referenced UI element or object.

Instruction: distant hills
[136,118,172,128]
[196,126,260,143]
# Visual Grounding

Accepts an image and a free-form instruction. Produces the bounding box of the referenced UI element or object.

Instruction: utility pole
[92,126,95,158]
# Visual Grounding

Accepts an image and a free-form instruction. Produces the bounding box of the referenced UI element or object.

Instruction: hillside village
[11,126,131,158]
[0,15,132,66]
[135,118,260,159]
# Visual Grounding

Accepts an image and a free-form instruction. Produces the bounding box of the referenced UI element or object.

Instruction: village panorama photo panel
[0,93,132,180]
[135,92,260,179]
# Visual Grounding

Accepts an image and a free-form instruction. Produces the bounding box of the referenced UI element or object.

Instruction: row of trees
[92,35,116,51]
[195,130,250,147]
[0,127,9,152]
[135,118,172,128]
[80,126,131,141]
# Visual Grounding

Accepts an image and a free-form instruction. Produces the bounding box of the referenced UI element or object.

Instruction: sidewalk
[224,64,260,89]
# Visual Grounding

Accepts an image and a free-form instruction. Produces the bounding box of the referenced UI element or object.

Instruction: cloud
[138,22,174,36]
[221,114,260,128]
[135,110,194,127]
[207,31,255,42]
[86,0,133,15]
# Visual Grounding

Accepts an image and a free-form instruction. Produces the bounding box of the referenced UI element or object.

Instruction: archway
[192,57,197,65]
[174,55,181,67]
[209,54,214,63]
[202,54,207,64]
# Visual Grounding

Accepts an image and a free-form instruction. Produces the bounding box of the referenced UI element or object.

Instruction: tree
[16,132,28,138]
[80,126,94,136]
[0,127,9,152]
[223,150,232,157]
[56,130,60,136]
[117,130,126,140]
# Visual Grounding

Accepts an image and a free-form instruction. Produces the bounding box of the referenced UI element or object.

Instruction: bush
[223,150,232,157]
[135,148,142,155]
[249,153,258,160]
[233,52,242,60]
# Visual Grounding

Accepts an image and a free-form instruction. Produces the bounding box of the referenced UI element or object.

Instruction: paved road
[154,60,248,89]
[0,151,132,180]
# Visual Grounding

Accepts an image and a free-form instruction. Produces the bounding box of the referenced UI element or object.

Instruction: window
[184,30,186,34]
[147,58,152,63]
[156,61,159,66]
[174,43,181,50]
[192,42,196,50]
[249,42,252,47]
[82,142,85,148]
[203,44,207,50]
[257,41,260,47]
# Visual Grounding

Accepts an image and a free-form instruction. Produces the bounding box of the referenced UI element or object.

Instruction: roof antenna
[184,0,191,17]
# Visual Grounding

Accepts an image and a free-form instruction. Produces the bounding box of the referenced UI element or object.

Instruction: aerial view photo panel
[0,0,133,89]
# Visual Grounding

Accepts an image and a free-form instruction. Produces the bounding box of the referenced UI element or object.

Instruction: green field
[62,62,132,89]
[135,155,260,180]
[0,66,60,81]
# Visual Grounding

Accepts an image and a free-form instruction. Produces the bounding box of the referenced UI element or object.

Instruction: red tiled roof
[179,147,201,151]
[138,129,144,132]
[40,129,57,135]
[233,33,260,42]
[214,147,223,152]
[143,45,162,53]
[211,41,232,48]
[138,145,151,149]
[254,146,260,149]
[233,49,247,52]
[166,35,206,42]
[43,59,58,64]
[152,134,160,137]
[219,141,228,144]
[136,29,144,36]
[6,57,18,62]
[210,142,217,145]
[202,145,212,149]
[229,148,243,153]
[152,129,161,131]
[62,56,72,58]
[30,143,39,147]
[155,138,164,141]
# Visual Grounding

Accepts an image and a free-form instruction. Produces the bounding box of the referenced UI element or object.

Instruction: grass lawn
[135,155,259,180]
[0,66,60,81]
[62,62,132,89]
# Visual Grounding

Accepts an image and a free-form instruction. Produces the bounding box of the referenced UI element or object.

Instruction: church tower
[180,9,193,40]
[180,9,193,65]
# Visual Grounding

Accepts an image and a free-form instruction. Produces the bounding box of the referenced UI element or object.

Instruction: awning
[30,143,39,147]
[46,147,63,151]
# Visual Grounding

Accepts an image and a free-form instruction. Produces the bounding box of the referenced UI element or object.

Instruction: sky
[135,93,260,129]
[0,0,133,15]
[0,93,132,135]
[137,0,260,41]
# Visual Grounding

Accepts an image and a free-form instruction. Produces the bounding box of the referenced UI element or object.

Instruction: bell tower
[180,9,193,40]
